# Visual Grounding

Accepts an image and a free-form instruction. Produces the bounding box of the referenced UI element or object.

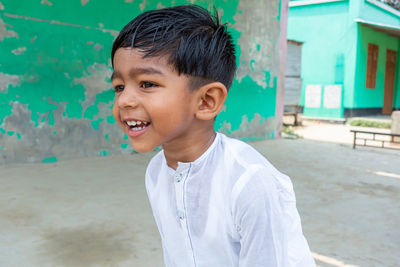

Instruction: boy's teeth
[127,120,149,126]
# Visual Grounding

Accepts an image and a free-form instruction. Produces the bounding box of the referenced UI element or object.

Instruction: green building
[0,0,287,164]
[286,0,400,119]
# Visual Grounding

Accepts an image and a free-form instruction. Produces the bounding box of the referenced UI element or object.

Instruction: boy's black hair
[111,5,236,90]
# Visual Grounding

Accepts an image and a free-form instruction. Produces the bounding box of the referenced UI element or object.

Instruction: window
[366,43,379,89]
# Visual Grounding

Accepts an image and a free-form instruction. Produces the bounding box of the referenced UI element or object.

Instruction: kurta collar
[163,132,221,174]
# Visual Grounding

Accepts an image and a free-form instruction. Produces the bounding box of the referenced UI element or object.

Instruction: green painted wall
[287,1,352,118]
[395,41,400,108]
[354,24,399,108]
[0,0,283,164]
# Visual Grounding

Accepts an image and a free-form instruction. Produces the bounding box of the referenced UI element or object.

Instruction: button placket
[174,172,183,183]
[177,210,185,220]
[173,164,196,266]
[173,169,186,225]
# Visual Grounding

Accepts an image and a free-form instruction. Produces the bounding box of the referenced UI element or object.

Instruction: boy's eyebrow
[111,71,120,81]
[111,67,164,81]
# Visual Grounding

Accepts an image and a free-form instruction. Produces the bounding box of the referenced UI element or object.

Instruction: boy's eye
[140,81,157,89]
[114,85,125,93]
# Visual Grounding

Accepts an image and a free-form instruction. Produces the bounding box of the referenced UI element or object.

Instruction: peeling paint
[0,100,126,164]
[94,44,104,50]
[11,46,27,55]
[42,156,57,163]
[140,0,146,11]
[0,18,18,41]
[233,0,280,88]
[41,0,53,6]
[219,114,277,140]
[157,3,166,9]
[74,63,112,114]
[81,0,89,6]
[0,2,4,10]
[2,13,119,38]
[0,73,20,93]
[0,0,283,164]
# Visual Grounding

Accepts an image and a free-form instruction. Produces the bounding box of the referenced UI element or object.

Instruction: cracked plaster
[0,73,20,93]
[233,0,280,88]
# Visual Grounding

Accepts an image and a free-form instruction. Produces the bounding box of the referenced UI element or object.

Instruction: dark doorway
[383,49,396,115]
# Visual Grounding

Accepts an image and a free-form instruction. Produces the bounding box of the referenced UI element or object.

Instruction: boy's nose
[117,88,139,109]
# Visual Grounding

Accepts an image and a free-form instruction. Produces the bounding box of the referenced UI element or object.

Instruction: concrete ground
[1,133,400,266]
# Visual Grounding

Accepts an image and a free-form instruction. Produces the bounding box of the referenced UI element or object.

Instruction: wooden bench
[350,129,400,150]
[283,105,302,126]
[283,112,299,126]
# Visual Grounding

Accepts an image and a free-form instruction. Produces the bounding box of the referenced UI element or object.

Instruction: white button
[177,210,185,220]
[174,173,183,183]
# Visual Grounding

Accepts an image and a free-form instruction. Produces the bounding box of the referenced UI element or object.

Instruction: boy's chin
[129,141,157,153]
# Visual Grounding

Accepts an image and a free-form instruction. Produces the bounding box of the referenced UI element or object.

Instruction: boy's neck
[162,127,216,170]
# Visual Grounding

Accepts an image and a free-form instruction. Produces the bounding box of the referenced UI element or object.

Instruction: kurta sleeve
[232,169,288,267]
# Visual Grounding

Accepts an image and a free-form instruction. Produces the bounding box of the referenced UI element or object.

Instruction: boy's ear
[194,82,227,121]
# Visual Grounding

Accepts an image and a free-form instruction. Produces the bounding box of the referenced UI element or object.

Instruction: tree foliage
[379,0,400,10]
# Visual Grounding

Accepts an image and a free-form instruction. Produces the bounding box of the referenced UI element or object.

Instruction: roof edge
[365,0,400,18]
[355,18,400,31]
[289,0,346,7]
[355,18,400,38]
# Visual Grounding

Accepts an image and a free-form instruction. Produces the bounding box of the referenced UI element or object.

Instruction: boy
[111,5,315,267]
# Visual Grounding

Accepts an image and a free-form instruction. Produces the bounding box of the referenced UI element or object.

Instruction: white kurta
[145,132,315,267]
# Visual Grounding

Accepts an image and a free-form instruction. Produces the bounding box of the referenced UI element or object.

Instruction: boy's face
[112,48,197,152]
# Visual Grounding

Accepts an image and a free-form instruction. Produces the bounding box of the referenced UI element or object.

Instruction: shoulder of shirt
[218,133,295,203]
[219,133,270,169]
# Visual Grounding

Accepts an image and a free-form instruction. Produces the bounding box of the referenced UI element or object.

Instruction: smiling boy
[111,5,315,267]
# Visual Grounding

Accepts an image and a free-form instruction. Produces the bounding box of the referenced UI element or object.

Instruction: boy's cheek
[112,103,125,131]
[112,103,119,123]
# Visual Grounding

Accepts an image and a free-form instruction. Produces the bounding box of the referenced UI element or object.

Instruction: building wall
[288,0,400,118]
[287,1,354,118]
[0,0,284,164]
[354,24,399,108]
[357,0,400,27]
[352,0,400,112]
[396,41,400,108]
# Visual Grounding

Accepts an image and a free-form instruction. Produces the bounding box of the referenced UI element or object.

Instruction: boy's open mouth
[126,120,150,131]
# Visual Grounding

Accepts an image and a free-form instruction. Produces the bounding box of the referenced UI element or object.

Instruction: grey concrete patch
[220,113,277,139]
[0,139,399,266]
[0,72,20,93]
[74,63,112,112]
[0,18,18,42]
[0,100,128,164]
[234,0,280,88]
[11,46,27,55]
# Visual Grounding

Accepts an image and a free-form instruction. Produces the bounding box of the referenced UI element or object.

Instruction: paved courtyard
[1,136,399,266]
